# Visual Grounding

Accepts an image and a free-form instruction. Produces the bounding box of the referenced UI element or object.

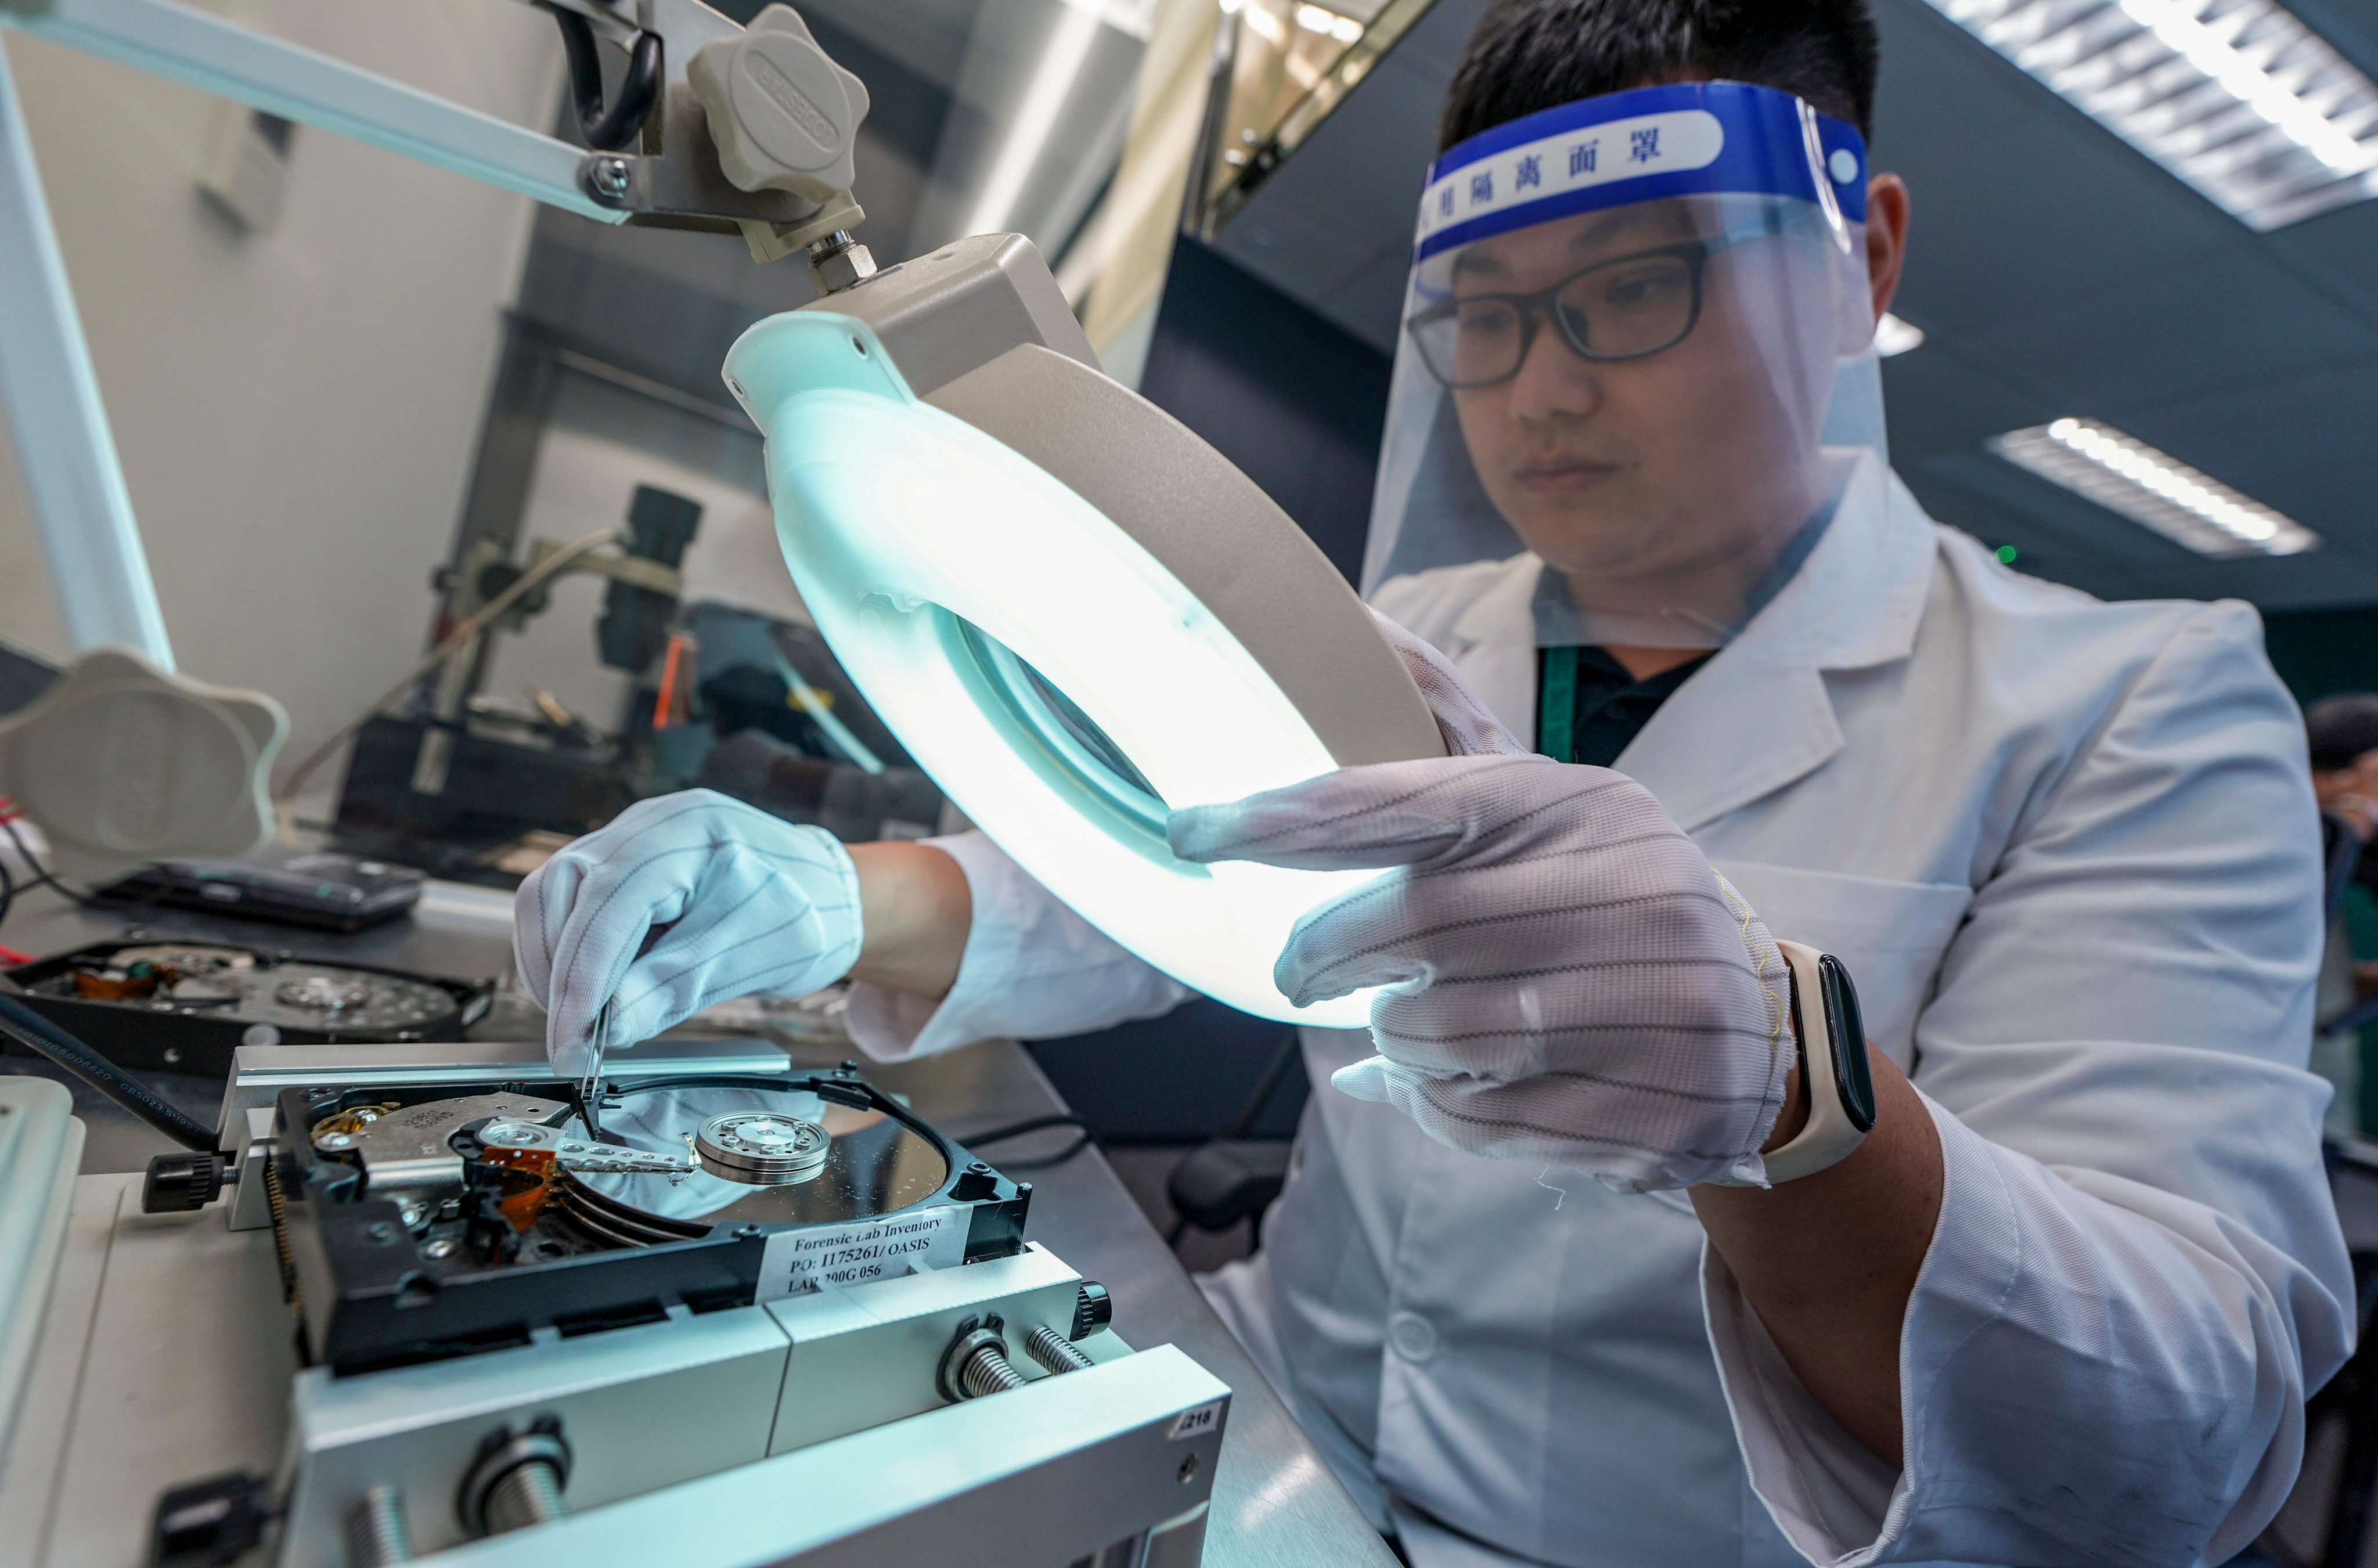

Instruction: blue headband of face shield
[1414,80,1868,263]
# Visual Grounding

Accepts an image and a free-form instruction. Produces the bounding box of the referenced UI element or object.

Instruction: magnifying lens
[723,236,1445,1028]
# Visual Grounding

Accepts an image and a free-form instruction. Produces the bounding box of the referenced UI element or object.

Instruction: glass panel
[954,616,1170,836]
[1192,0,1442,236]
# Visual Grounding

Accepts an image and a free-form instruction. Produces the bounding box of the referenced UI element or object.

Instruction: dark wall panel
[1134,237,1394,584]
[2264,607,2378,706]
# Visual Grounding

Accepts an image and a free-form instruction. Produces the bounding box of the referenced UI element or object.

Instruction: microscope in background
[332,484,942,880]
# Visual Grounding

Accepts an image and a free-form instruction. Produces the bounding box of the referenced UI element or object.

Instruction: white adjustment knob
[689,4,871,203]
[0,648,285,883]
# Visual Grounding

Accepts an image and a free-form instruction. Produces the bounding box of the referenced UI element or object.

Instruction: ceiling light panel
[1988,417,2321,556]
[1924,0,2378,229]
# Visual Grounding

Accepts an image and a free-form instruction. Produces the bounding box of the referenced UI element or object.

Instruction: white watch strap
[1757,940,1875,1184]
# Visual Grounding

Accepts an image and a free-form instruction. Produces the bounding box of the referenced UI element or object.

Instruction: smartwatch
[1757,941,1877,1184]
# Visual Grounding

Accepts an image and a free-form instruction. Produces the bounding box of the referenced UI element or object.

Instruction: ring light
[724,308,1443,1026]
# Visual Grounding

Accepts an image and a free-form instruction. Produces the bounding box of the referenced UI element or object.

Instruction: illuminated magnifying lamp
[723,236,1444,1027]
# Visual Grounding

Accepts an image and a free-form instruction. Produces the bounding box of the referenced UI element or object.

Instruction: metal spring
[343,1485,413,1566]
[958,1341,1028,1399]
[1026,1323,1094,1374]
[482,1458,568,1534]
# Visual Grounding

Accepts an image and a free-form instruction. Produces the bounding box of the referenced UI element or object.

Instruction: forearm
[1690,1046,1943,1465]
[841,834,1197,1062]
[845,841,970,999]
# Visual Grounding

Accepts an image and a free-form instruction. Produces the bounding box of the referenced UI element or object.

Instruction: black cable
[1001,1136,1097,1172]
[0,813,30,875]
[0,992,217,1151]
[0,815,76,929]
[0,814,64,918]
[0,815,33,931]
[957,1112,1096,1145]
[956,1112,1098,1171]
[549,6,662,152]
[0,866,78,924]
[0,814,167,922]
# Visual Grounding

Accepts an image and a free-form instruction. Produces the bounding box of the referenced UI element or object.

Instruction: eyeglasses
[1404,222,1784,390]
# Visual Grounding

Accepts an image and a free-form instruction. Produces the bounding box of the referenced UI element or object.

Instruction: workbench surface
[0,882,1393,1567]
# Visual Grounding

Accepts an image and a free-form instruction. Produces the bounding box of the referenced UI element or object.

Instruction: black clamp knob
[143,1151,230,1214]
[1071,1280,1113,1342]
[150,1470,276,1568]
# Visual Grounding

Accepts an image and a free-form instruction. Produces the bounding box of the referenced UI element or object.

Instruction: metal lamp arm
[0,0,629,221]
[0,0,880,885]
[0,0,874,660]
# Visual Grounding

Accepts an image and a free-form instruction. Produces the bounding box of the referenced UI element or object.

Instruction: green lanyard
[1539,644,1579,765]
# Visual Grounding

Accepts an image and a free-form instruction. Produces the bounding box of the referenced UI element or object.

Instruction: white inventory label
[756,1204,971,1299]
[1168,1401,1224,1441]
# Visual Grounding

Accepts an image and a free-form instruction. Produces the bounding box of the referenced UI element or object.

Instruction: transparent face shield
[1364,82,1886,651]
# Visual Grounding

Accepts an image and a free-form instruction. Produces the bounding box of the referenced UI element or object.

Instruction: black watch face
[1818,954,1876,1133]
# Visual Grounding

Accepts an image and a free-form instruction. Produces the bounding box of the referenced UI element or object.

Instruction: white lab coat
[846,452,2352,1568]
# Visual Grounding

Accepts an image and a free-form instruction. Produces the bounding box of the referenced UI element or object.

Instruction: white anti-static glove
[1169,614,1795,1192]
[514,790,863,1076]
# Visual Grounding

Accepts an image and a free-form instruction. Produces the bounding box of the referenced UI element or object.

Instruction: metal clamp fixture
[805,229,877,294]
[581,153,632,204]
[613,0,878,262]
[457,1419,572,1538]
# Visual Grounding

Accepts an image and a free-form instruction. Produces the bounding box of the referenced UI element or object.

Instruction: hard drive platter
[552,1084,954,1243]
[3,940,493,1073]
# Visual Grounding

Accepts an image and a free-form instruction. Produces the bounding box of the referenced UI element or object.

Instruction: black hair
[2307,693,2378,773]
[1440,0,1882,152]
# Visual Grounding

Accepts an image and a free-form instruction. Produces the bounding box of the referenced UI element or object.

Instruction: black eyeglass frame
[1402,217,1793,390]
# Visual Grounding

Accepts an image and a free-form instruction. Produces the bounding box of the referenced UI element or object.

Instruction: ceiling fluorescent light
[1875,312,1926,356]
[1291,2,1367,42]
[1923,0,2378,229]
[1988,417,2321,556]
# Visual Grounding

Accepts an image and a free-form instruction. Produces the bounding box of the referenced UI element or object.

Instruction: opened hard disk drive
[265,1064,1031,1372]
[35,1036,1237,1568]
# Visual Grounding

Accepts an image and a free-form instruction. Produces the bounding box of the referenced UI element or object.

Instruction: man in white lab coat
[517,2,2353,1562]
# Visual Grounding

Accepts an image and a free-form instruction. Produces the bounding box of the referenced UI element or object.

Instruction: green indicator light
[1995,545,2019,564]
